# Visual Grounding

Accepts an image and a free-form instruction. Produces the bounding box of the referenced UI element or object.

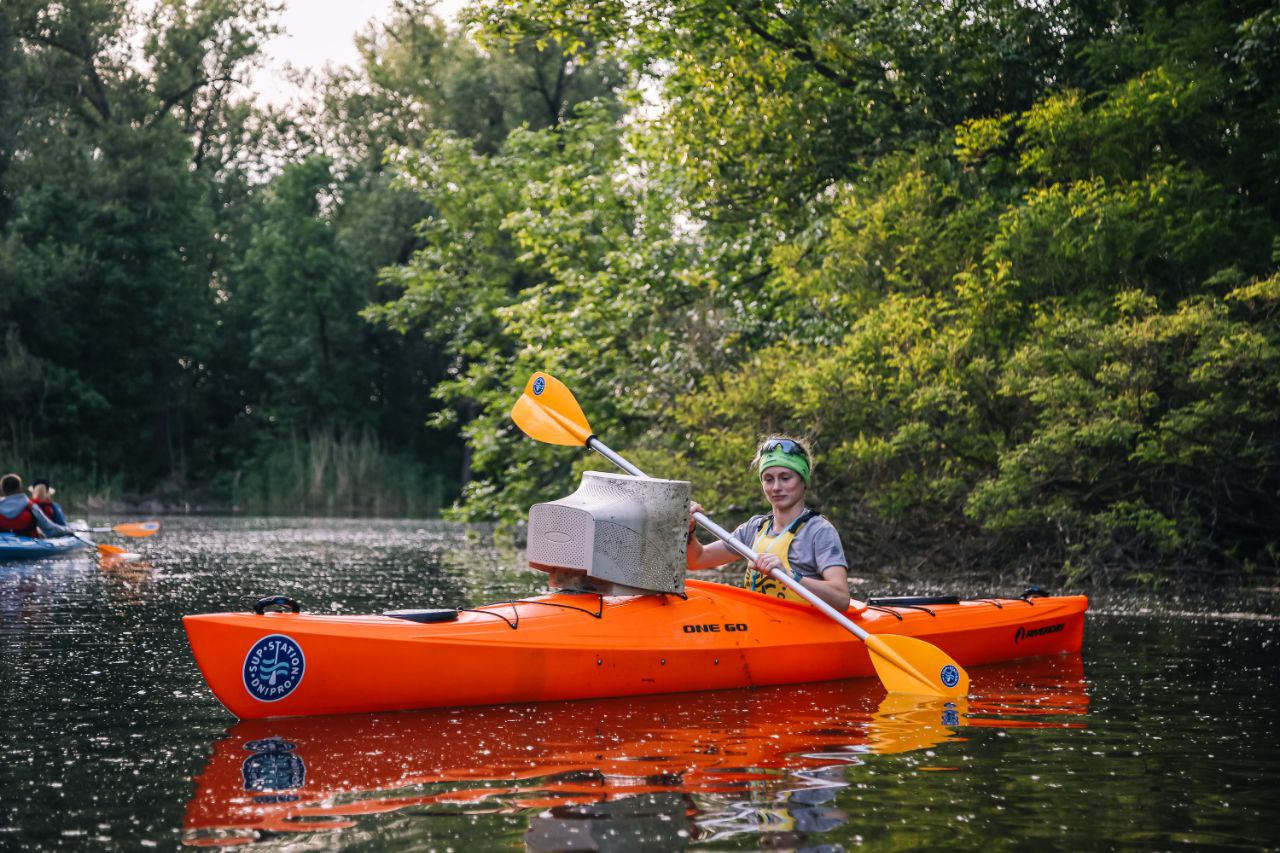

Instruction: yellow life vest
[742,510,818,604]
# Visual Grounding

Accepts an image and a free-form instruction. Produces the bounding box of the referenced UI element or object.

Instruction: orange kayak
[184,579,1087,719]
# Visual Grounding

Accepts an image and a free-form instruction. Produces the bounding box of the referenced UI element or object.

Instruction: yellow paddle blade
[864,633,970,698]
[510,372,594,446]
[97,543,128,555]
[113,521,160,538]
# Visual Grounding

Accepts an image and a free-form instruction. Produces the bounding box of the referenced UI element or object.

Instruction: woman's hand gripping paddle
[510,370,970,699]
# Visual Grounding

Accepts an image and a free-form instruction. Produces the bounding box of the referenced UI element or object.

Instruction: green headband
[758,448,810,485]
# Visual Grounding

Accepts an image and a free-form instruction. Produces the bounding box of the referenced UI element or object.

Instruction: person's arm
[802,566,851,612]
[797,520,851,611]
[31,504,71,538]
[50,502,67,527]
[687,536,740,570]
[685,502,746,571]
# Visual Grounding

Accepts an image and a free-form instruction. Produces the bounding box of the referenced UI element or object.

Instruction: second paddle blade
[865,633,971,698]
[114,521,160,538]
[510,372,594,446]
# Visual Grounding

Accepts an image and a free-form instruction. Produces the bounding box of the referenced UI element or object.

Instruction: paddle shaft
[586,436,872,641]
[61,524,129,556]
[67,529,101,553]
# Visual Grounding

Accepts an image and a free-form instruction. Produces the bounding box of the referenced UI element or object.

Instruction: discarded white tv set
[526,471,691,595]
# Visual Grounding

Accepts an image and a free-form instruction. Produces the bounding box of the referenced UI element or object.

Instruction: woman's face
[760,466,806,510]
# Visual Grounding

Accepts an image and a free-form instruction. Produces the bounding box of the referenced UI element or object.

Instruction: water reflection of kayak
[184,579,1088,718]
[182,655,1088,847]
[0,532,91,561]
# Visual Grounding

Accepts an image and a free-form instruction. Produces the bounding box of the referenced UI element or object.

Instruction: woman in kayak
[0,473,72,538]
[29,479,67,526]
[686,436,851,612]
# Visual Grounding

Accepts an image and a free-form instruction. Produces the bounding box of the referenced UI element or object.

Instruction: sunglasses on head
[762,438,806,457]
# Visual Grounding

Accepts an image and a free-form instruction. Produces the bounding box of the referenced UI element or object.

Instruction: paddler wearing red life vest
[28,479,67,527]
[0,473,73,539]
[686,436,852,612]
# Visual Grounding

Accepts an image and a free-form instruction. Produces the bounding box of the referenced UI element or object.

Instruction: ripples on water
[1,517,1276,849]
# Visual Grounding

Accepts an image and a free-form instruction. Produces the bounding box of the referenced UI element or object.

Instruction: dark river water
[1,517,1277,850]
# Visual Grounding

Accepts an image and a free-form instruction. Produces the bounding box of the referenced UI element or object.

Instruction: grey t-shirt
[731,511,847,581]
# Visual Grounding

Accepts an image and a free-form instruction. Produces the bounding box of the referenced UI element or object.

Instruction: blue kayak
[0,532,91,561]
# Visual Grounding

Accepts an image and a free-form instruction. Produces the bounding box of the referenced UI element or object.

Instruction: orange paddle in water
[511,370,970,698]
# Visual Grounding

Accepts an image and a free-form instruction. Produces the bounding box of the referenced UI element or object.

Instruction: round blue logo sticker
[532,375,546,396]
[940,664,960,689]
[243,634,305,702]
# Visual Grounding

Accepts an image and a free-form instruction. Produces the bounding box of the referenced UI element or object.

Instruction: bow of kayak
[184,579,1087,719]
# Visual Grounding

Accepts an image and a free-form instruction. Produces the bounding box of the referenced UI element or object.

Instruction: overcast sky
[252,0,465,104]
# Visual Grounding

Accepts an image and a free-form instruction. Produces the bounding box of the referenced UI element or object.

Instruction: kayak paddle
[510,370,970,699]
[90,521,161,538]
[96,542,137,558]
[65,528,135,559]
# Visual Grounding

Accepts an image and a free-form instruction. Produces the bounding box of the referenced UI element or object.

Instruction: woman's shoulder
[799,512,840,536]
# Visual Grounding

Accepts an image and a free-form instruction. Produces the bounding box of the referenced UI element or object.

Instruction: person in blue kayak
[0,473,72,538]
[685,436,851,612]
[28,479,67,526]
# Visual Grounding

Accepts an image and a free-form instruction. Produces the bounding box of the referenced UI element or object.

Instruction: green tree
[0,0,276,490]
[376,0,1280,580]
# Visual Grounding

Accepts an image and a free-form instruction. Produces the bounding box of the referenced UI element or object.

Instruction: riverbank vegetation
[2,0,1276,582]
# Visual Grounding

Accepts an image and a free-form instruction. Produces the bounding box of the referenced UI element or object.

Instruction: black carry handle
[253,595,302,615]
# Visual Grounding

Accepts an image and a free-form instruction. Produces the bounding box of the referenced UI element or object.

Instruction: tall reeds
[231,429,447,516]
[0,439,124,511]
